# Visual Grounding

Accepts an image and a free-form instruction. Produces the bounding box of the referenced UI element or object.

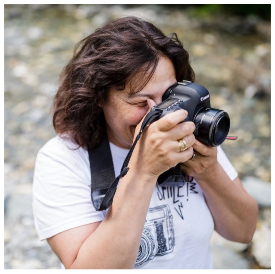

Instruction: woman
[32,16,258,269]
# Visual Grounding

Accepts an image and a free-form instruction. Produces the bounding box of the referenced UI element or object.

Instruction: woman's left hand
[180,139,218,181]
[180,138,258,244]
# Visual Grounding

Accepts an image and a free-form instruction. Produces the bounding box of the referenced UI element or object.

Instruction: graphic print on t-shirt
[135,205,175,267]
[135,182,199,267]
[156,182,198,220]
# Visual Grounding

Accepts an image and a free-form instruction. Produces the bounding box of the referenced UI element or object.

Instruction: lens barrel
[194,108,230,146]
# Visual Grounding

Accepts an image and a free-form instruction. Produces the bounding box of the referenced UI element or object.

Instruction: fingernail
[183,109,188,115]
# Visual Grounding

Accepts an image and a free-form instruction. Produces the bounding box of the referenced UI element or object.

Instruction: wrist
[112,167,157,216]
[127,157,159,186]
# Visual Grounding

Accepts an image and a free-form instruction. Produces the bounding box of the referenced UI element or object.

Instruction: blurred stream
[4,4,271,269]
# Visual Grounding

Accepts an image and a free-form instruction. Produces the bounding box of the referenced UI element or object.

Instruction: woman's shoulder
[40,135,86,154]
[34,135,91,189]
[37,135,89,166]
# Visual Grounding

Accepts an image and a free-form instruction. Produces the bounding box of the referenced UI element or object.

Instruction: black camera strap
[88,109,162,211]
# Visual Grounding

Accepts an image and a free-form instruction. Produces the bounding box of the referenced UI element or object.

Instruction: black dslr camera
[89,80,233,211]
[149,80,230,187]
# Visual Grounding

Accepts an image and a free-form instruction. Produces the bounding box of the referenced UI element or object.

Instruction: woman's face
[101,57,177,149]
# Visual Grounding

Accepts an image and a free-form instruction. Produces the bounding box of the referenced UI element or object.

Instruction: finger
[159,143,194,166]
[157,109,188,132]
[173,147,194,164]
[158,135,195,156]
[192,139,213,156]
[177,134,195,151]
[186,149,199,164]
[168,121,196,141]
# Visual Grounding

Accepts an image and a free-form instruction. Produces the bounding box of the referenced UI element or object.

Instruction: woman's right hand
[129,100,196,181]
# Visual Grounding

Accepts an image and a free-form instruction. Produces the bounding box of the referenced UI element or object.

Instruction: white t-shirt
[32,135,238,269]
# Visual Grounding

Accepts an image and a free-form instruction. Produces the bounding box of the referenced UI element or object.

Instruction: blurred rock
[26,27,43,40]
[203,33,216,45]
[241,176,271,208]
[191,44,207,56]
[244,85,258,98]
[251,219,271,268]
[255,44,269,58]
[255,166,270,182]
[211,245,250,269]
[4,229,11,244]
[211,231,248,253]
[13,259,44,269]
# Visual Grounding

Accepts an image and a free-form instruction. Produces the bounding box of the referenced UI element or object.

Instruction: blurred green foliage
[160,4,271,21]
[200,4,270,20]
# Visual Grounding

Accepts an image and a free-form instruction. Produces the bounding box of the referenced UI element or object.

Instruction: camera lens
[135,228,156,267]
[194,108,230,146]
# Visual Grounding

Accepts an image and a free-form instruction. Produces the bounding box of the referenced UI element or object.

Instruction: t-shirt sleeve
[217,146,238,181]
[32,137,105,241]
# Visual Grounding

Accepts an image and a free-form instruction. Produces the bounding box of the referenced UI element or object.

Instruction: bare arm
[202,172,258,243]
[181,140,258,243]
[47,109,196,269]
[47,170,156,269]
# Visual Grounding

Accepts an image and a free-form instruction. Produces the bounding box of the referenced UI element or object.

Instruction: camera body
[149,81,230,187]
[151,80,230,147]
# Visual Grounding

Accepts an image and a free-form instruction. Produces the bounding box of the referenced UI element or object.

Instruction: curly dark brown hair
[52,16,195,149]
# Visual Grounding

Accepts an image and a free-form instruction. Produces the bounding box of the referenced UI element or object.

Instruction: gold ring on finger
[178,139,188,152]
